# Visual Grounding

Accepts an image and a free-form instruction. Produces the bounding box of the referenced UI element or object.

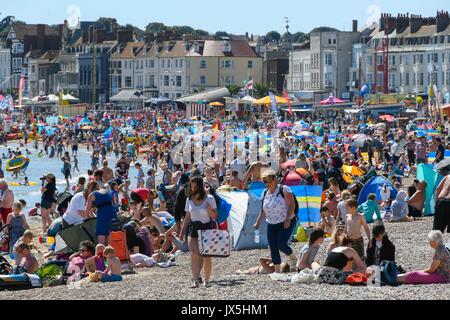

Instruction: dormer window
[223,42,231,53]
[194,44,200,53]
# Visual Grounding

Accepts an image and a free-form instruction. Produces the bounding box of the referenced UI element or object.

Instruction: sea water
[0,143,156,216]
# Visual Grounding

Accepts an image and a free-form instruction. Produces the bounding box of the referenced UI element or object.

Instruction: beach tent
[416,164,444,216]
[218,191,268,250]
[357,176,398,205]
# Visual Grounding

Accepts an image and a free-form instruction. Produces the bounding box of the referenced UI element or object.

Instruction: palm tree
[226,85,241,96]
[253,83,270,99]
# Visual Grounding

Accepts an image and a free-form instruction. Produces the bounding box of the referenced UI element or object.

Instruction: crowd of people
[0,107,449,289]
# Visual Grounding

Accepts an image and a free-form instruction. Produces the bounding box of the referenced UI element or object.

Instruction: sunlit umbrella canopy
[209,101,224,107]
[254,95,288,105]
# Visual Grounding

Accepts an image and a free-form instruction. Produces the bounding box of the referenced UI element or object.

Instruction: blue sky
[1,0,446,35]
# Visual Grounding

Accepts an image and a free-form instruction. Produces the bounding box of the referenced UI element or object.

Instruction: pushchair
[56,191,74,216]
[0,255,13,275]
[0,224,10,254]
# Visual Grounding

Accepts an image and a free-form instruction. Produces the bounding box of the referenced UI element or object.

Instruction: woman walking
[254,169,297,273]
[180,176,217,288]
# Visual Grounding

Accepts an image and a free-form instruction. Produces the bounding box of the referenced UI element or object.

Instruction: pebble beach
[1,217,448,300]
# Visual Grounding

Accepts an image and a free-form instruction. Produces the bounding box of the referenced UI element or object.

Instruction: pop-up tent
[416,164,444,216]
[218,191,268,251]
[358,176,398,205]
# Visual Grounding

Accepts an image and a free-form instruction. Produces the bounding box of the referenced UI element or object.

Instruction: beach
[1,216,448,300]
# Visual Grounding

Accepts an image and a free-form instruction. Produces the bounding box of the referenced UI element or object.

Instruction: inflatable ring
[6,156,30,172]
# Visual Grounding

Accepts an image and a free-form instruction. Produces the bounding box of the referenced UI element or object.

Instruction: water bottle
[254,229,260,244]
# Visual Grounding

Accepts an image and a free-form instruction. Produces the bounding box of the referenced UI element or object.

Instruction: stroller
[56,191,74,216]
[0,224,10,254]
[0,255,13,275]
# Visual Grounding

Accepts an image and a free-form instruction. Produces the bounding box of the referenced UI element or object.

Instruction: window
[328,39,332,45]
[176,75,182,87]
[413,55,416,65]
[405,73,410,86]
[325,53,333,66]
[333,39,336,44]
[31,65,35,73]
[148,75,155,87]
[150,60,155,68]
[413,73,416,86]
[420,73,424,86]
[442,53,445,63]
[12,58,22,68]
[12,43,24,54]
[200,60,206,68]
[167,60,170,68]
[427,54,431,63]
[389,74,396,88]
[176,93,182,98]
[447,71,450,85]
[223,75,234,84]
[200,76,206,85]
[248,60,253,68]
[180,60,183,68]
[175,60,178,68]
[162,60,165,68]
[223,42,231,53]
[367,56,373,66]
[125,76,132,88]
[163,75,169,86]
[399,55,403,65]
[419,54,424,63]
[222,60,233,68]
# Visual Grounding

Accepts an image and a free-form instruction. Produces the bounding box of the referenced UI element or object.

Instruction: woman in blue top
[85,182,117,245]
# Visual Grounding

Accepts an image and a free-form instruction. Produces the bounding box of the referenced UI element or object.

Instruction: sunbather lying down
[235,257,291,275]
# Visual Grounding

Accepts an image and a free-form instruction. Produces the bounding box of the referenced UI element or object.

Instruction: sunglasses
[262,177,274,184]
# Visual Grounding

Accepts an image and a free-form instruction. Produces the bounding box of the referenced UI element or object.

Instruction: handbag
[197,221,231,258]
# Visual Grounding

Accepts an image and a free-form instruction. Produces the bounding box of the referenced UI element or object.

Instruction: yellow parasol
[253,95,288,105]
[208,101,224,107]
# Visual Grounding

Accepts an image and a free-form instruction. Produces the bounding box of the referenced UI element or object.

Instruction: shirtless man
[101,160,114,184]
[434,175,450,233]
[243,161,270,189]
[0,179,14,224]
[344,199,371,260]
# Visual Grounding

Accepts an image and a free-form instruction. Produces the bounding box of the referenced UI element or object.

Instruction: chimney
[144,33,155,43]
[379,13,396,33]
[437,10,450,33]
[352,20,358,32]
[396,13,409,33]
[117,28,133,44]
[410,14,423,33]
[94,29,106,43]
[36,24,46,49]
[88,25,94,43]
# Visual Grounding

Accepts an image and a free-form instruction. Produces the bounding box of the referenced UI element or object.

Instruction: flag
[268,91,278,112]
[283,91,292,115]
[244,80,254,90]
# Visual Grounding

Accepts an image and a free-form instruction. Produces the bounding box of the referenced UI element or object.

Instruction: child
[328,178,341,201]
[229,170,243,189]
[365,223,395,267]
[296,228,325,272]
[345,199,371,260]
[28,203,41,217]
[73,155,80,172]
[145,169,156,190]
[380,183,391,209]
[109,181,120,211]
[12,230,35,266]
[323,192,338,219]
[85,244,106,273]
[318,206,335,236]
[337,191,351,222]
[6,202,30,253]
[357,193,382,223]
[391,191,413,222]
[135,163,145,188]
[94,246,122,282]
[14,243,38,274]
[327,222,345,253]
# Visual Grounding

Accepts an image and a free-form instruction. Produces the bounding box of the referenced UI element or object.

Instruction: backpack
[332,156,344,169]
[262,185,299,219]
[380,260,398,286]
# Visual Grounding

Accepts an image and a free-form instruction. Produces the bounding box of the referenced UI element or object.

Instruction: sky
[1,0,447,35]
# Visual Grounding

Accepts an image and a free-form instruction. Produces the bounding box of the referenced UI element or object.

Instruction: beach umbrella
[254,95,288,105]
[57,219,97,252]
[209,101,224,107]
[277,122,293,128]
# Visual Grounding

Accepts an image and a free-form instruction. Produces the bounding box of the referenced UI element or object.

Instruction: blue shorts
[101,274,123,282]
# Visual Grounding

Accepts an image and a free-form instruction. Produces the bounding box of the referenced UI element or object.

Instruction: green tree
[145,22,167,33]
[265,31,281,43]
[310,26,339,33]
[97,17,120,31]
[172,25,194,35]
[124,24,144,35]
[226,85,241,96]
[253,83,270,99]
[214,31,230,39]
[194,29,210,37]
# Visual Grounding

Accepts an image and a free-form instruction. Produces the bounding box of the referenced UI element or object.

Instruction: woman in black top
[40,173,56,233]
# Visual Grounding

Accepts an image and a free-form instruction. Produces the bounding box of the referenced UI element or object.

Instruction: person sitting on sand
[365,223,395,267]
[85,244,106,274]
[93,246,122,282]
[14,243,39,274]
[327,222,345,253]
[391,191,413,222]
[397,230,449,285]
[149,227,182,254]
[317,234,367,285]
[406,180,426,218]
[12,230,35,266]
[235,258,291,275]
[357,193,382,224]
[296,228,325,272]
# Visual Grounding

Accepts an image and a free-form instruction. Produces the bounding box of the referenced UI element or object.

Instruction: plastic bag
[291,268,319,284]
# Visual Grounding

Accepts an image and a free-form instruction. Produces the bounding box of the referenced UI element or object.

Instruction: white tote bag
[197,228,231,258]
